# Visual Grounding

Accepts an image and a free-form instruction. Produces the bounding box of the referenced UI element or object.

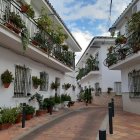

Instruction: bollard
[22,103,26,128]
[108,103,113,134]
[111,98,114,117]
[99,130,106,140]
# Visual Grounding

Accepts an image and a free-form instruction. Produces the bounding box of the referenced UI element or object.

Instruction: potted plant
[31,32,45,46]
[62,45,69,51]
[43,97,55,115]
[1,70,14,88]
[51,81,60,97]
[107,87,113,94]
[0,107,18,130]
[52,26,68,45]
[115,35,127,45]
[63,83,71,90]
[24,105,35,120]
[32,76,44,89]
[61,94,71,107]
[106,52,117,67]
[14,106,22,124]
[108,46,114,53]
[21,3,35,18]
[37,8,52,32]
[29,93,45,116]
[4,12,25,34]
[118,47,129,60]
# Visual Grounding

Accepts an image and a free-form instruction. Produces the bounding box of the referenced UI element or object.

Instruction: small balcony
[0,0,75,72]
[76,62,100,82]
[104,32,140,70]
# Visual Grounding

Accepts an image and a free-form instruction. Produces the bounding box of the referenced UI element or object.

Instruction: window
[14,65,31,97]
[40,72,49,91]
[128,70,140,97]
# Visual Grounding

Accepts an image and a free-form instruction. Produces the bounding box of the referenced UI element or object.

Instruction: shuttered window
[14,65,31,97]
[40,72,49,91]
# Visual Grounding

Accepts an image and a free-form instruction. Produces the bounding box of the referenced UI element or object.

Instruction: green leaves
[1,70,14,84]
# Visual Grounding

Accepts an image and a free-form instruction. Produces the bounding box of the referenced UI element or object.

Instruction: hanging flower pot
[3,83,10,88]
[1,70,14,88]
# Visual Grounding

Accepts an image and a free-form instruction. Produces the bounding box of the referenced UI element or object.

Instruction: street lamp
[109,26,116,37]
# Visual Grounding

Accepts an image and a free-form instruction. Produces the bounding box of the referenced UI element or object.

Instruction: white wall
[100,44,121,92]
[121,64,140,114]
[122,93,140,115]
[77,41,122,93]
[0,46,76,108]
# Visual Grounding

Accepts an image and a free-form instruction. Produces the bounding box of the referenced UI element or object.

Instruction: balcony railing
[76,62,99,80]
[0,0,75,69]
[104,31,140,67]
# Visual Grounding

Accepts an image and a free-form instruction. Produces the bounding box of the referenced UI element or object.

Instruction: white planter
[63,101,69,108]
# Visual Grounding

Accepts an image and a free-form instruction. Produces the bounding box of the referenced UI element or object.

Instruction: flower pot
[13,27,21,34]
[25,114,33,120]
[32,40,39,46]
[15,113,22,124]
[4,22,13,29]
[21,5,28,13]
[3,83,10,88]
[0,123,12,130]
[36,110,44,116]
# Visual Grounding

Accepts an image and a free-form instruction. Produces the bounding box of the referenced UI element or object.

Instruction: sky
[48,0,132,64]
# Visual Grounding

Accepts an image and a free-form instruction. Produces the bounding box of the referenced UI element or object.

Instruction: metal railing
[77,62,99,80]
[0,0,75,69]
[104,32,140,67]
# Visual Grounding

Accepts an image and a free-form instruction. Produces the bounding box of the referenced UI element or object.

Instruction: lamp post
[109,26,116,37]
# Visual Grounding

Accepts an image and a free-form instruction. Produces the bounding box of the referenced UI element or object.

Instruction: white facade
[108,0,140,114]
[76,37,121,94]
[0,0,81,108]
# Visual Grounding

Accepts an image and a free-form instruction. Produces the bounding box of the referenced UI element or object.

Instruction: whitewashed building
[76,37,121,95]
[104,0,140,114]
[0,0,81,107]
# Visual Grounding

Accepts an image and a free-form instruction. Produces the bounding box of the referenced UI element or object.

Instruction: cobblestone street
[20,107,106,140]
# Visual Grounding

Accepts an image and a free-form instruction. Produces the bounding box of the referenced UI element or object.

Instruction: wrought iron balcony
[104,32,140,67]
[0,0,75,69]
[76,62,99,80]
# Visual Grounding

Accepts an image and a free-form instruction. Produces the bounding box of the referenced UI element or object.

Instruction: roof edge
[111,0,137,28]
[76,36,115,66]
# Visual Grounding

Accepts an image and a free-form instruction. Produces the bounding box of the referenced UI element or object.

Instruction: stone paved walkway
[107,110,140,140]
[20,107,106,140]
[0,101,140,140]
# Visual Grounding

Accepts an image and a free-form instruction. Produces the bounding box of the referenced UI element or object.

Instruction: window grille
[128,69,140,98]
[40,72,49,91]
[14,65,31,97]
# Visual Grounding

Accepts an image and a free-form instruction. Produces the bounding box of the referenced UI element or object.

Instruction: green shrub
[43,97,55,109]
[54,95,61,104]
[24,105,35,115]
[0,107,20,124]
[61,94,71,102]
